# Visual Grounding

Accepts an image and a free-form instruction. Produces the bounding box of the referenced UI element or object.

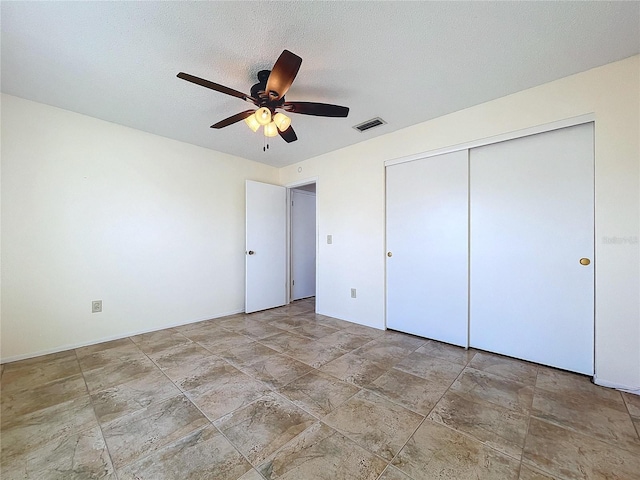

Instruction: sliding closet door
[470,123,594,374]
[387,150,468,346]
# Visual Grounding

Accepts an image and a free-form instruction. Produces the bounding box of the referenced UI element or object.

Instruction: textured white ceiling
[2,1,638,167]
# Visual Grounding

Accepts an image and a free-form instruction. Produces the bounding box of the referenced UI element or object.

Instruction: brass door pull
[579,258,590,265]
[387,252,393,257]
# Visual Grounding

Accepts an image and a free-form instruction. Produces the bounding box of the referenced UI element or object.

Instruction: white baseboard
[593,376,640,395]
[0,308,245,364]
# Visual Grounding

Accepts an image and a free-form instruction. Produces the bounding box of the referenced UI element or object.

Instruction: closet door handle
[579,258,590,265]
[248,250,255,255]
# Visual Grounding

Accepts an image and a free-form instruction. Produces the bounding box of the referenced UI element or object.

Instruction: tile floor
[1,298,639,479]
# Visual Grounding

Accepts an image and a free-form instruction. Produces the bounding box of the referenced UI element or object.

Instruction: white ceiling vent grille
[353,117,386,132]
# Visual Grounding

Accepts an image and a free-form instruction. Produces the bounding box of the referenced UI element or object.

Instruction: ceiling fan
[177,50,349,144]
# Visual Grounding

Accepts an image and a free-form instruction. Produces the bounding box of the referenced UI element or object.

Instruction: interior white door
[470,123,594,374]
[386,150,469,346]
[245,180,287,313]
[291,189,316,300]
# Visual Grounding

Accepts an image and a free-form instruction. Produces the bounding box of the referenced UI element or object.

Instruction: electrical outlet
[327,235,333,244]
[351,288,356,298]
[92,300,102,313]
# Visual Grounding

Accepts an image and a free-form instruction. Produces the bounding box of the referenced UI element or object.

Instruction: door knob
[579,258,590,265]
[387,252,393,257]
[248,250,255,255]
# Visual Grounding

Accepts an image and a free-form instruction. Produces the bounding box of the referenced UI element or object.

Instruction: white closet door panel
[386,150,468,346]
[470,123,594,374]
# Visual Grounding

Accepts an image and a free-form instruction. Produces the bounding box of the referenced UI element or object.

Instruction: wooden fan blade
[282,101,349,117]
[210,110,255,129]
[278,125,298,143]
[177,72,257,105]
[265,50,302,100]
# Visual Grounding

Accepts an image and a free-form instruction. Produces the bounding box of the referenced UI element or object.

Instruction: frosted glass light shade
[255,107,272,126]
[244,113,260,132]
[273,112,291,132]
[264,121,278,137]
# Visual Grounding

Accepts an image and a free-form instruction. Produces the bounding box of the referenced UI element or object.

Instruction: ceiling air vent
[353,117,386,132]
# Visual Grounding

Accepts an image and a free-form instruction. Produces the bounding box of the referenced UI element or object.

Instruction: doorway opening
[289,182,316,303]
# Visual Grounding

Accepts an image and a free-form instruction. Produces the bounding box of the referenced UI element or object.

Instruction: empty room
[1,2,639,479]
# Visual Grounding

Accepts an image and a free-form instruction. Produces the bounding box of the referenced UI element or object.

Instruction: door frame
[285,177,319,307]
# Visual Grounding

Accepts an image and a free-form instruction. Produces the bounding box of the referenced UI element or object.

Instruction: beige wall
[280,56,640,390]
[1,94,278,361]
[2,56,638,390]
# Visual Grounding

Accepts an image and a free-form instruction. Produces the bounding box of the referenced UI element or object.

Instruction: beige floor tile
[290,322,340,340]
[117,425,252,480]
[342,323,385,339]
[1,373,88,421]
[429,391,529,459]
[450,367,534,414]
[1,351,81,393]
[82,356,159,393]
[240,352,313,389]
[188,367,272,421]
[2,425,114,480]
[268,316,312,331]
[130,329,192,354]
[392,419,520,480]
[623,392,640,436]
[518,463,562,480]
[259,330,311,353]
[75,338,135,357]
[164,356,237,395]
[312,314,353,330]
[215,391,316,465]
[323,389,424,461]
[239,468,266,480]
[101,394,208,469]
[532,386,640,451]
[278,370,361,418]
[280,337,347,368]
[622,392,640,418]
[258,422,387,480]
[316,330,375,351]
[376,331,428,351]
[319,352,389,387]
[355,341,419,368]
[378,466,415,480]
[219,341,280,368]
[4,301,637,480]
[523,417,640,480]
[148,341,215,370]
[1,396,97,462]
[536,367,621,404]
[91,369,181,424]
[365,368,447,416]
[77,342,147,372]
[469,351,538,385]
[414,340,475,366]
[223,319,288,340]
[188,328,254,353]
[393,349,464,385]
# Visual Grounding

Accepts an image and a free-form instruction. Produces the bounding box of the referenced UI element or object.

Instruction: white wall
[1,94,278,361]
[279,56,640,391]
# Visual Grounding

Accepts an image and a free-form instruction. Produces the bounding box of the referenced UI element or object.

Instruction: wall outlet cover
[92,300,102,313]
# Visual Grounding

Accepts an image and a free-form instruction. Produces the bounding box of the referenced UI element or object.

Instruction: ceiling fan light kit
[177,49,349,145]
[264,122,279,137]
